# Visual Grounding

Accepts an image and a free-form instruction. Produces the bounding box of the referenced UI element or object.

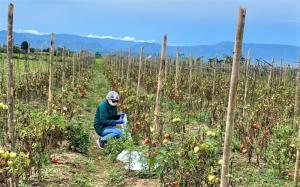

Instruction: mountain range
[0,30,299,64]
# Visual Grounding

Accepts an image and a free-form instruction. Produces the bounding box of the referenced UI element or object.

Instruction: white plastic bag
[117,150,147,171]
[120,114,131,139]
[117,114,146,171]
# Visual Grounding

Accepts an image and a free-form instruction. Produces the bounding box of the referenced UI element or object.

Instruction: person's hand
[118,113,126,119]
[116,124,122,128]
[115,119,125,125]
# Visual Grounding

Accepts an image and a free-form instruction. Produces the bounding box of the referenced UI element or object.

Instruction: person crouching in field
[94,91,126,149]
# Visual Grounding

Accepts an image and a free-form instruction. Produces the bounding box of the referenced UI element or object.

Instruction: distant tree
[57,47,64,55]
[208,57,217,65]
[95,52,102,57]
[1,46,6,53]
[240,56,246,65]
[223,55,233,64]
[43,48,50,53]
[13,45,21,53]
[196,56,203,62]
[30,48,35,53]
[0,45,7,53]
[21,41,29,53]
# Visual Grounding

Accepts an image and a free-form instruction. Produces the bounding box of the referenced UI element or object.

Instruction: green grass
[86,58,110,110]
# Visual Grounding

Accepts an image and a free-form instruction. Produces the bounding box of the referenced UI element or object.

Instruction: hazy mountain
[0,30,299,64]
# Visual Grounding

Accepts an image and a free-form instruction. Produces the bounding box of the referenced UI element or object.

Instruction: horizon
[0,0,299,47]
[0,29,300,48]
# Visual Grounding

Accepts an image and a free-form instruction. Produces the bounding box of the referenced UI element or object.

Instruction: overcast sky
[0,0,299,46]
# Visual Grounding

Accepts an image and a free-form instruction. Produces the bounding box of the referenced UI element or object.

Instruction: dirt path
[27,59,111,186]
[85,59,159,187]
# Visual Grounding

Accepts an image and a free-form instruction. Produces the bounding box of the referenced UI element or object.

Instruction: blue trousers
[100,126,123,141]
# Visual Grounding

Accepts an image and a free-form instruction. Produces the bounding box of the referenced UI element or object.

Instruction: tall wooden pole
[121,56,124,81]
[7,3,15,151]
[154,34,167,143]
[62,47,66,92]
[24,44,30,102]
[40,44,43,72]
[126,48,132,87]
[293,56,300,129]
[137,47,144,96]
[175,48,179,97]
[164,59,168,92]
[188,54,193,98]
[116,54,120,79]
[242,49,251,118]
[0,54,3,94]
[212,57,217,101]
[61,47,66,112]
[79,49,82,76]
[47,33,55,114]
[211,58,217,125]
[220,8,246,187]
[72,53,75,88]
[294,56,300,186]
[27,44,31,72]
[16,54,20,84]
[267,58,274,88]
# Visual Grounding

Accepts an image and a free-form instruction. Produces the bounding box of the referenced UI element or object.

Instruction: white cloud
[86,34,155,43]
[16,29,49,35]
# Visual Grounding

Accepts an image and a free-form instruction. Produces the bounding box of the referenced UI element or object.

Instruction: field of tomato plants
[1,3,299,187]
[99,46,299,186]
[1,47,299,186]
[0,41,97,185]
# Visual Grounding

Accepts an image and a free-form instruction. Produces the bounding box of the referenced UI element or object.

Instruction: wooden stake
[154,34,167,143]
[47,33,55,114]
[24,44,30,102]
[294,56,300,186]
[137,47,144,96]
[126,48,132,87]
[220,8,246,187]
[6,3,15,150]
[293,57,300,129]
[72,53,75,88]
[120,55,124,82]
[62,47,66,92]
[79,49,82,76]
[40,45,43,72]
[0,54,3,93]
[175,48,180,97]
[188,54,193,98]
[267,58,274,89]
[212,57,217,100]
[242,49,251,118]
[61,48,66,112]
[17,54,20,84]
[116,54,120,79]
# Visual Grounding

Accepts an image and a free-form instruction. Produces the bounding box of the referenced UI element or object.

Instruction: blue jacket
[94,99,119,135]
